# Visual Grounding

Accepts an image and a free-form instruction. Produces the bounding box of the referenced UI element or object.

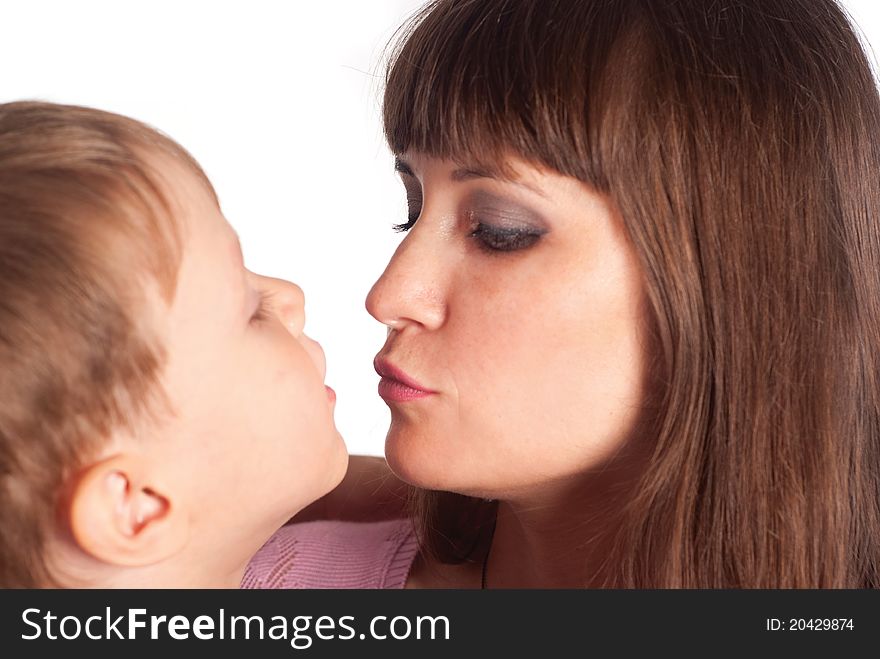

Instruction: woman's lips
[374,358,435,403]
[378,378,433,402]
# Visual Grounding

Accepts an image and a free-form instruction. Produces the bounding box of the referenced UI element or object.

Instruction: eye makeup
[389,162,550,253]
[464,191,548,253]
[469,222,545,252]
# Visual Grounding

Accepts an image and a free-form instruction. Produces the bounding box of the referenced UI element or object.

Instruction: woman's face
[366,153,652,500]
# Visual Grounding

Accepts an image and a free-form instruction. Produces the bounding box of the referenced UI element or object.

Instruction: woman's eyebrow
[396,156,546,198]
[451,165,547,198]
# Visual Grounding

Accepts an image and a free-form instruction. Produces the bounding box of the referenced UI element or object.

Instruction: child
[0,101,348,587]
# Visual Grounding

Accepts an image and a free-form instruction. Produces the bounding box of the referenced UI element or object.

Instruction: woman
[273,0,880,588]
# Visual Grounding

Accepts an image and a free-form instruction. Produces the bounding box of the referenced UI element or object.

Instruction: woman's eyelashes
[392,193,421,233]
[469,222,545,252]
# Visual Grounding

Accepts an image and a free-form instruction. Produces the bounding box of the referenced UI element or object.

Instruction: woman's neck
[485,502,612,588]
[483,455,646,588]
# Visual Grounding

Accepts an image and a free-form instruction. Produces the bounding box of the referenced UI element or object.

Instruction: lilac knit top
[240,518,419,589]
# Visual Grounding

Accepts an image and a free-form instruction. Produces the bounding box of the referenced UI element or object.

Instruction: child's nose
[257,275,306,336]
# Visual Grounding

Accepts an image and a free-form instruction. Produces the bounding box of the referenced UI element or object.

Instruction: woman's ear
[66,455,188,567]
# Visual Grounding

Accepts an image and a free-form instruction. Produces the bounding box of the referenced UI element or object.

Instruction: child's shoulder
[240,518,418,589]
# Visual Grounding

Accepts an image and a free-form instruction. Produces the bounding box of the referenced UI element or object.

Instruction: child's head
[0,101,347,587]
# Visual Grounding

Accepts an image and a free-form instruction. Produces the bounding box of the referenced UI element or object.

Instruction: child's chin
[325,432,349,490]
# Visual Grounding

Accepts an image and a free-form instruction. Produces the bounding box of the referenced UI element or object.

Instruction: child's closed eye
[250,290,276,324]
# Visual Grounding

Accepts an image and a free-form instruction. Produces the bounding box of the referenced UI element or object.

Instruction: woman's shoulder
[241,518,419,589]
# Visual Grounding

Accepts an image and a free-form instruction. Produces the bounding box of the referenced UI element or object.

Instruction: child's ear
[67,455,188,567]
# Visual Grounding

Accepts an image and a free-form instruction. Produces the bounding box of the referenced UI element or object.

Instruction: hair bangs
[382,0,640,187]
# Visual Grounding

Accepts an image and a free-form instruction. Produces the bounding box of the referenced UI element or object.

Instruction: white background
[2,1,878,457]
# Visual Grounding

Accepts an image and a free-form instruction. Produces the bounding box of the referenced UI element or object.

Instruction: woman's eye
[250,290,274,324]
[470,223,544,252]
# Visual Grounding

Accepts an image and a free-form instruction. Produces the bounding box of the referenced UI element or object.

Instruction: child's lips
[325,385,336,403]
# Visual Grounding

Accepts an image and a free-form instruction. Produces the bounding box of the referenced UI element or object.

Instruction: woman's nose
[365,227,447,332]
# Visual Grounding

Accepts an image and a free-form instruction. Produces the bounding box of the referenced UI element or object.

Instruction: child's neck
[115,531,263,588]
[50,527,261,588]
[110,559,248,589]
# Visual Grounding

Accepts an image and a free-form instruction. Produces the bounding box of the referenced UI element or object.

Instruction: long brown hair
[383,0,880,587]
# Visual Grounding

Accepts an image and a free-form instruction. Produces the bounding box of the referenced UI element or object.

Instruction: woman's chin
[383,427,452,491]
[384,427,495,497]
